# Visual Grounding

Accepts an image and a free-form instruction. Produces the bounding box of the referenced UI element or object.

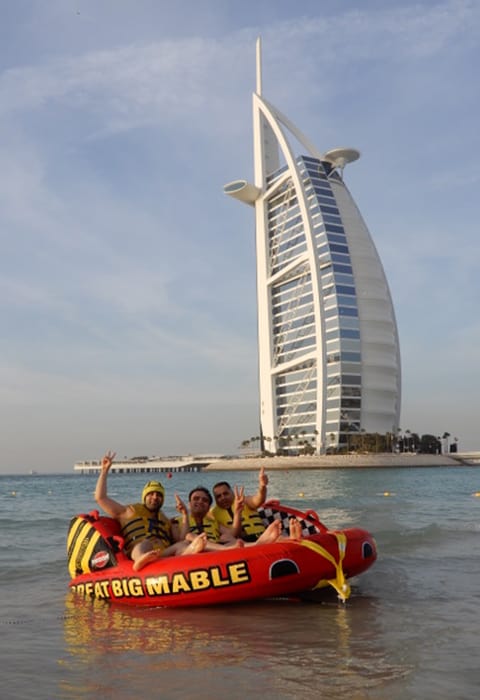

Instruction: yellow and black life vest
[187,514,221,542]
[211,504,266,542]
[121,504,173,554]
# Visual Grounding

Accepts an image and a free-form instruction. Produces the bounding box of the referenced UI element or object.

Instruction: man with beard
[94,451,207,571]
[211,467,269,542]
[175,486,300,545]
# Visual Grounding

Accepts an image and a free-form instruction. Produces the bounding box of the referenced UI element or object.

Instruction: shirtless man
[94,451,207,571]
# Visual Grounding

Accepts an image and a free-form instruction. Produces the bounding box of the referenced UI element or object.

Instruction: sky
[1,0,479,473]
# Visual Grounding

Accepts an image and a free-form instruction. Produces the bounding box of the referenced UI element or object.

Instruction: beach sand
[203,452,468,470]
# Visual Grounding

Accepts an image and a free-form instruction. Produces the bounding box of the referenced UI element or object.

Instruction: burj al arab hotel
[224,40,401,455]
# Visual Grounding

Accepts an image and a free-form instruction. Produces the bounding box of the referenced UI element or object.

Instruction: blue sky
[1,0,478,473]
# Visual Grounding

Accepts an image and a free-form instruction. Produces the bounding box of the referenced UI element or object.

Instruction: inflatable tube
[67,503,376,607]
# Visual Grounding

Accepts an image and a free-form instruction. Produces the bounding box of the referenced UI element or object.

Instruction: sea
[1,466,479,700]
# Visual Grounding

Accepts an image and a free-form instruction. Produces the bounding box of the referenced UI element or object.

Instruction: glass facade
[224,47,401,454]
[265,156,365,449]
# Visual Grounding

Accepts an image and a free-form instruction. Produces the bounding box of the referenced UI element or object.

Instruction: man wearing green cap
[95,451,206,571]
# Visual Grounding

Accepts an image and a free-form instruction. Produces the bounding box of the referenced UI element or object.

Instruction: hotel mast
[224,39,401,454]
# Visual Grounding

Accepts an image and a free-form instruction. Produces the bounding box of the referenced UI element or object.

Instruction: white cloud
[1,0,480,470]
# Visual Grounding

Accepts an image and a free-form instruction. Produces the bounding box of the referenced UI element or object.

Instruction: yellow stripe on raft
[80,530,102,574]
[298,532,351,601]
[67,516,86,552]
[68,519,101,577]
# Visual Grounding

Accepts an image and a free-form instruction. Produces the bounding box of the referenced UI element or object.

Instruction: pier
[73,456,212,475]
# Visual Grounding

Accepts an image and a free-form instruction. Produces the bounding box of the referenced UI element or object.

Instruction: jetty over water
[74,455,214,475]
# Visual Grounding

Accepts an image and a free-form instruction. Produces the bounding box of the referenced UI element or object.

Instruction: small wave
[376,517,480,547]
[0,554,68,584]
[377,522,444,550]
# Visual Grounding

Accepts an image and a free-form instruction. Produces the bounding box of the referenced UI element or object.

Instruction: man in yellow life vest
[175,484,299,546]
[173,486,237,546]
[94,451,208,571]
[211,467,270,542]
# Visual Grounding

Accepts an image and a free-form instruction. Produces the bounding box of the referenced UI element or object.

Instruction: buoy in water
[473,492,480,497]
[167,472,173,479]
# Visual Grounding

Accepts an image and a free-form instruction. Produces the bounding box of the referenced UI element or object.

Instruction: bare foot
[236,539,245,548]
[183,532,207,554]
[289,517,302,540]
[132,549,162,571]
[257,519,282,544]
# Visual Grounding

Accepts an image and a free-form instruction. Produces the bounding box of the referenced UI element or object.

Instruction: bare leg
[132,542,162,571]
[289,517,302,540]
[180,532,207,554]
[256,519,282,544]
[168,535,244,555]
[202,539,245,551]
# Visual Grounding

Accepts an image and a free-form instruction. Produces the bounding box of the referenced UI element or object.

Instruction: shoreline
[203,453,475,471]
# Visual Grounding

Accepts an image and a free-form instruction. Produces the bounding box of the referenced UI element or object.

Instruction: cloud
[1,0,480,470]
[0,2,478,133]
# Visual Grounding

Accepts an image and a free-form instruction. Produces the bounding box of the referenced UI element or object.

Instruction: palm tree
[329,432,336,453]
[360,428,366,451]
[442,432,451,454]
[405,429,411,452]
[385,431,393,453]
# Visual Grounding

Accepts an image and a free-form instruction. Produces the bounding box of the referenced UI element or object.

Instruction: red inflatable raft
[67,501,377,607]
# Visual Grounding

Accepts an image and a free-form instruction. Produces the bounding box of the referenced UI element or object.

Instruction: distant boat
[29,470,38,475]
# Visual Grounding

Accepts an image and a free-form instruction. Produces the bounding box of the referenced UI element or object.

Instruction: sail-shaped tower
[224,40,401,454]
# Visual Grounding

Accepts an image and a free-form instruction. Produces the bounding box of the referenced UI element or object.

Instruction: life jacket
[187,514,221,542]
[121,503,173,555]
[211,504,266,542]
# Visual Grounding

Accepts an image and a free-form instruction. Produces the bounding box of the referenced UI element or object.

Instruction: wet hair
[188,486,213,506]
[213,481,232,492]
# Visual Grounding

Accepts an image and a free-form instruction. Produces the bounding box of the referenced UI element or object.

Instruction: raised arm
[94,451,130,519]
[245,466,268,509]
[229,486,245,538]
[172,493,190,541]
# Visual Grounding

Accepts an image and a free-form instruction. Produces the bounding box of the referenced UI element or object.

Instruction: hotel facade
[224,40,401,455]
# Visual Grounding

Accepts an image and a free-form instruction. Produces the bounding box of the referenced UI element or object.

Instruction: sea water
[1,467,479,700]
